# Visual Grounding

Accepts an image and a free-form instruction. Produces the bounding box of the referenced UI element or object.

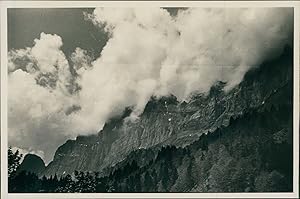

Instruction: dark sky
[7,8,182,59]
[8,8,108,59]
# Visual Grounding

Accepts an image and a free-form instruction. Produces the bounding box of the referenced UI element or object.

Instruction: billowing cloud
[70,47,92,72]
[8,7,293,163]
[8,33,79,163]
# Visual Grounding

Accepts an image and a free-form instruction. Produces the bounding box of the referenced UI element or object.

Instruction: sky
[7,7,293,164]
[8,8,108,60]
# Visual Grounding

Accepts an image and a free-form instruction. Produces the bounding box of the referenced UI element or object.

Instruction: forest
[8,99,293,193]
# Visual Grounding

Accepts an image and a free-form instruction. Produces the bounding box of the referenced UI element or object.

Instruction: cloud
[8,33,79,163]
[8,8,293,163]
[70,47,92,72]
[80,7,293,123]
[11,147,45,162]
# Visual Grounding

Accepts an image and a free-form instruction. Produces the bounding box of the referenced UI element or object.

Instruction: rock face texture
[18,154,46,176]
[42,45,293,183]
[93,96,293,192]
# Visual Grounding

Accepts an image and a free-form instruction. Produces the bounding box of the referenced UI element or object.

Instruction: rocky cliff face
[95,88,293,192]
[42,46,293,178]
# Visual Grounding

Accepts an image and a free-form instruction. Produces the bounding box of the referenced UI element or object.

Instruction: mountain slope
[42,45,293,178]
[92,88,293,192]
[17,154,46,176]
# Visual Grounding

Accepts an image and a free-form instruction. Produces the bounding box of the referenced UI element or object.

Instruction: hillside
[94,79,292,192]
[41,45,293,190]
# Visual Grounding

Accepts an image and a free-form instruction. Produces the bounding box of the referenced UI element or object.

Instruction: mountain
[17,154,46,176]
[42,44,293,187]
[92,95,293,192]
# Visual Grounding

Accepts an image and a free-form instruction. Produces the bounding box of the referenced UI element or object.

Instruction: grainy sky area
[8,8,108,59]
[7,8,179,57]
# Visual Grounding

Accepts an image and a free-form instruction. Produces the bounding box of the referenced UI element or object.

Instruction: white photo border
[1,1,299,198]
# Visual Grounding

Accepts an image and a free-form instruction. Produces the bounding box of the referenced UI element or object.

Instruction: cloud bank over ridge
[8,7,293,163]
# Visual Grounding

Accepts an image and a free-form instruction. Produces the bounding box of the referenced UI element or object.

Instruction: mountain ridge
[41,45,293,178]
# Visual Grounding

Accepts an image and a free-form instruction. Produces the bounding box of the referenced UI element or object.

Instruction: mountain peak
[17,154,46,175]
